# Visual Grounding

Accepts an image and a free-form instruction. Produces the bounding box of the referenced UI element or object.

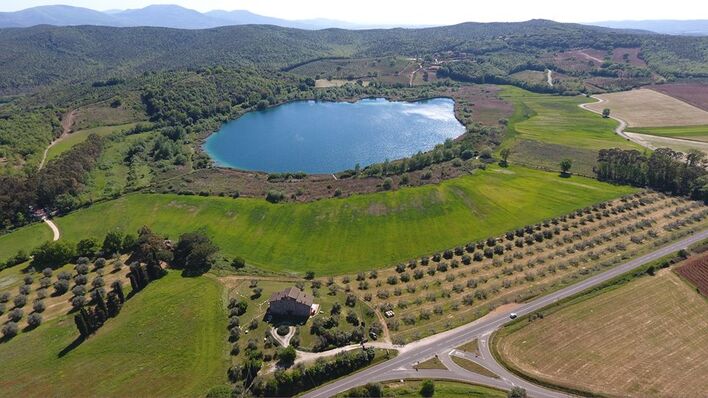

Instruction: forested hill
[1,19,706,94]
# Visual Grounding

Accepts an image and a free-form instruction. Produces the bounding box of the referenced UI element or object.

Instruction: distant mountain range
[592,20,708,36]
[0,5,416,30]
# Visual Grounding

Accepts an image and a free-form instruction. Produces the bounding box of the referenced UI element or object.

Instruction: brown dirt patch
[611,48,646,67]
[587,89,708,127]
[649,83,708,112]
[675,252,708,296]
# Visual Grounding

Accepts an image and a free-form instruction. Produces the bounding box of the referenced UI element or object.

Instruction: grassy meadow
[337,380,507,398]
[46,123,139,162]
[494,268,708,397]
[0,271,229,397]
[500,86,642,176]
[0,166,634,274]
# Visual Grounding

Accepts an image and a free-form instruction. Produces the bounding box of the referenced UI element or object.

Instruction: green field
[339,380,507,398]
[0,165,634,274]
[630,125,708,142]
[0,271,229,397]
[500,86,642,176]
[46,123,138,162]
[80,130,154,202]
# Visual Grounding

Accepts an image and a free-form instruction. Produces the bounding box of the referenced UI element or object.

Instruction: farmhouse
[268,287,315,318]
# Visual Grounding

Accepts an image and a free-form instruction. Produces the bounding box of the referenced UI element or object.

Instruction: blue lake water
[203,97,465,174]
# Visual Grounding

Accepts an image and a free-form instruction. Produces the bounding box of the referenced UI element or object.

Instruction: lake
[203,97,465,174]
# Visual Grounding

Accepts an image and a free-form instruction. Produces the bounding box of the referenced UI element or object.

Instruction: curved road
[42,217,60,241]
[302,229,708,398]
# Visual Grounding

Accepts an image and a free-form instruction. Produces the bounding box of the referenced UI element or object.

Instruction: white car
[509,312,518,319]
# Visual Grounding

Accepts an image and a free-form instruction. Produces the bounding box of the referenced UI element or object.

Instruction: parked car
[509,312,518,319]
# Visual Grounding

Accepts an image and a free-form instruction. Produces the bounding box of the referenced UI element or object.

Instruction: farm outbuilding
[268,287,315,318]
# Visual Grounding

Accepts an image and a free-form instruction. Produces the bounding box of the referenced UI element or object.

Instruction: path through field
[42,217,60,241]
[38,109,77,170]
[409,63,423,87]
[546,69,553,87]
[577,50,604,63]
[579,96,645,148]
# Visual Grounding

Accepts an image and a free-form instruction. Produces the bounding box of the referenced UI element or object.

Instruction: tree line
[595,147,707,200]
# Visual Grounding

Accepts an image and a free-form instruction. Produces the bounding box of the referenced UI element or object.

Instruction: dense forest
[0,20,706,94]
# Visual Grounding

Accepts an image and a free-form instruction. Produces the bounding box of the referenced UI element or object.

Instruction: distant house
[268,287,315,318]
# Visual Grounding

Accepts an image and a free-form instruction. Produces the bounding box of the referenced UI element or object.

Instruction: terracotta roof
[268,286,313,306]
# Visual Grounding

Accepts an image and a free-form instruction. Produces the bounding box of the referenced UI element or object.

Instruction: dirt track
[38,109,77,170]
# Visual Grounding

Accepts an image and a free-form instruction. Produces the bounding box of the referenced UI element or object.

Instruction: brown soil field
[587,89,708,127]
[452,84,514,126]
[495,260,708,398]
[649,83,708,111]
[675,252,708,296]
[329,191,708,343]
[611,47,646,67]
[547,50,600,74]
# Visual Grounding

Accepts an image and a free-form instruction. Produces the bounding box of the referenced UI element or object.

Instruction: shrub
[54,279,70,295]
[71,295,86,309]
[420,380,435,397]
[266,190,285,203]
[386,275,398,285]
[92,276,105,289]
[0,292,10,303]
[33,299,46,313]
[75,263,89,275]
[23,275,33,285]
[8,308,23,322]
[57,271,71,280]
[95,257,107,269]
[13,294,27,308]
[461,255,471,265]
[277,325,290,336]
[27,313,42,328]
[19,285,31,295]
[36,288,47,299]
[2,322,18,338]
[74,274,88,286]
[473,252,484,261]
[40,276,52,289]
[382,177,393,190]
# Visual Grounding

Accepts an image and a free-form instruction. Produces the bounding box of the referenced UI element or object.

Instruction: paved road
[302,229,708,398]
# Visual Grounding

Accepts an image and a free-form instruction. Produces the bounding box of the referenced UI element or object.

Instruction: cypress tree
[128,273,139,292]
[94,307,107,327]
[81,307,96,333]
[74,313,89,337]
[106,292,122,317]
[95,291,108,314]
[112,281,125,303]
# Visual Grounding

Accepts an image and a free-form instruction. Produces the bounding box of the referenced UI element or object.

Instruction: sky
[2,0,707,25]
